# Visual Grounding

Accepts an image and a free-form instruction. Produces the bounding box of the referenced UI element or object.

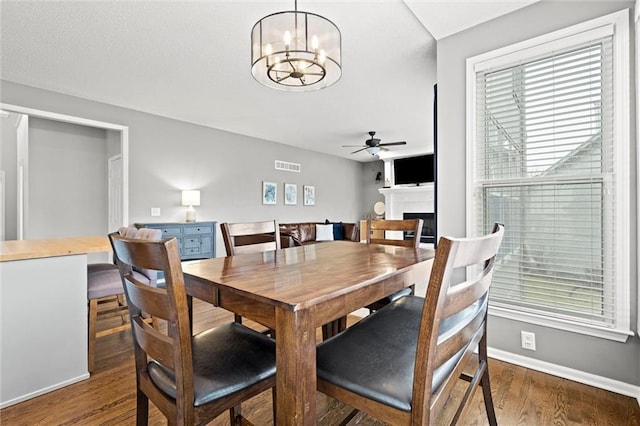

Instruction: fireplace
[403,212,435,244]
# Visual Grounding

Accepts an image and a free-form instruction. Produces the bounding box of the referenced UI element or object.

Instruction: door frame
[0,103,129,235]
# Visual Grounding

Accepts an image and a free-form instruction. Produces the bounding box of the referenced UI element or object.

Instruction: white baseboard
[488,347,640,404]
[0,373,90,409]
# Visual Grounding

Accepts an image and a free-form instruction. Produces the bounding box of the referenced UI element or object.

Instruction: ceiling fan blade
[380,146,389,151]
[351,147,367,154]
[379,141,407,147]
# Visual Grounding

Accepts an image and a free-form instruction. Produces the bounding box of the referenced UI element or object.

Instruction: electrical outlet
[151,207,161,217]
[521,331,536,351]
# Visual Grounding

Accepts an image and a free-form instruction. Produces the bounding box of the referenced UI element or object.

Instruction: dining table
[181,240,435,425]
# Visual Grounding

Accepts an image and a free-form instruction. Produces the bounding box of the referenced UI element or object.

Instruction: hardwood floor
[2,299,639,425]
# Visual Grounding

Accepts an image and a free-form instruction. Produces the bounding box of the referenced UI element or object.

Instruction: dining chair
[221,220,341,340]
[220,220,280,333]
[221,220,281,256]
[364,218,424,312]
[87,226,162,373]
[317,223,504,425]
[111,233,277,426]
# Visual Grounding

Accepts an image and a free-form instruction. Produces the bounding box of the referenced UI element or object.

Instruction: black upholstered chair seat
[317,295,485,412]
[148,322,276,407]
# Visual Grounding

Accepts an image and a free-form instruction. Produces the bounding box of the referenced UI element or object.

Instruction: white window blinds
[474,36,618,327]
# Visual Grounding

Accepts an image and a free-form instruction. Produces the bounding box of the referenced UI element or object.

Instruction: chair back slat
[441,258,495,319]
[433,295,487,368]
[413,223,504,422]
[430,325,485,416]
[131,316,176,369]
[221,220,281,256]
[366,219,423,248]
[122,273,171,319]
[233,240,278,254]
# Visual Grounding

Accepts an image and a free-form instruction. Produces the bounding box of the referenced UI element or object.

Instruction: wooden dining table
[181,240,435,425]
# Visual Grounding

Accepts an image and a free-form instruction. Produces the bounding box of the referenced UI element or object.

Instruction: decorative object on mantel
[262,181,277,205]
[181,190,200,222]
[251,0,342,91]
[373,201,385,219]
[303,185,315,205]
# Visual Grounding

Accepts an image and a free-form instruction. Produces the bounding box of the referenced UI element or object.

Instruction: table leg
[275,307,316,425]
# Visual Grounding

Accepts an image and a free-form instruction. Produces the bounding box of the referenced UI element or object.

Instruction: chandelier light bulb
[311,35,319,50]
[319,49,326,65]
[284,31,291,47]
[265,43,273,56]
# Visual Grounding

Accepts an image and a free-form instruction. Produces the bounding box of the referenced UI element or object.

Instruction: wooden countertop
[0,236,111,262]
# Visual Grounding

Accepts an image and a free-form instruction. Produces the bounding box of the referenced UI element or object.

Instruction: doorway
[0,103,128,241]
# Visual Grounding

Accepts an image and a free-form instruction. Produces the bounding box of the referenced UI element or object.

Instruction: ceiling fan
[342,131,407,155]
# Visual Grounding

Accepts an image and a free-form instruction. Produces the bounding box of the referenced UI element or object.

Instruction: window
[466,10,631,341]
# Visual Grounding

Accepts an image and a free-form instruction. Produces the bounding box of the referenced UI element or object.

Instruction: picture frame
[262,181,277,205]
[284,183,297,205]
[303,185,315,206]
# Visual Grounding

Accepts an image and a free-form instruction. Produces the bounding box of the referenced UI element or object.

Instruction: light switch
[151,207,161,217]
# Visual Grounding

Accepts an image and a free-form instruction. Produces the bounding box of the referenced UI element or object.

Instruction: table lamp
[181,190,200,222]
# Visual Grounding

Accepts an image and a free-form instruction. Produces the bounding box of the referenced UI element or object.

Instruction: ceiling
[0,1,536,162]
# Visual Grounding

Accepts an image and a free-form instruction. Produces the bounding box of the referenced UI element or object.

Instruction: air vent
[275,160,301,172]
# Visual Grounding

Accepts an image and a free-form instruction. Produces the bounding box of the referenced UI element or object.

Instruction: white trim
[468,10,625,72]
[473,24,614,72]
[0,373,90,409]
[489,307,632,342]
[466,9,631,337]
[0,103,129,229]
[0,171,4,241]
[636,0,640,336]
[488,348,640,401]
[0,103,128,132]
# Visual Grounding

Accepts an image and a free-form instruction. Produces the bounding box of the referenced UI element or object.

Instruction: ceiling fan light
[366,146,380,155]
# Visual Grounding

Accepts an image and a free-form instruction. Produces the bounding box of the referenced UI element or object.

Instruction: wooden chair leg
[116,294,128,323]
[271,386,277,424]
[229,404,242,425]
[88,298,97,373]
[136,389,149,426]
[479,333,497,426]
[481,364,497,426]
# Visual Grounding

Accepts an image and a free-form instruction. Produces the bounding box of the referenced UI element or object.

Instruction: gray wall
[360,159,385,219]
[0,80,364,255]
[0,112,18,240]
[437,1,639,385]
[28,118,108,239]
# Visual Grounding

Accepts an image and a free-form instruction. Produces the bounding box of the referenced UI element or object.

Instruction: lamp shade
[181,190,200,206]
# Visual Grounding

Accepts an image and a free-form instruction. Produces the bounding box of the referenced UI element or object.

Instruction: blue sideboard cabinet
[134,221,216,260]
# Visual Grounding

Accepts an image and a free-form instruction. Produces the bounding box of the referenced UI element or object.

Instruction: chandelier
[251,0,342,91]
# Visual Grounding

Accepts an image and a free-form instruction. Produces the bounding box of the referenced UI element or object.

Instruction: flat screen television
[393,154,434,185]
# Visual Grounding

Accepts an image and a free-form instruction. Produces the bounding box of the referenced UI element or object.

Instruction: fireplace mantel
[378,184,435,220]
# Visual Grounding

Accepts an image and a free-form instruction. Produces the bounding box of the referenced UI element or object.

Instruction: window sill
[489,306,634,342]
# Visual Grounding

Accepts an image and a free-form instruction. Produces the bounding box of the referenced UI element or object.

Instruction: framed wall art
[262,181,277,205]
[303,185,315,206]
[284,183,297,205]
